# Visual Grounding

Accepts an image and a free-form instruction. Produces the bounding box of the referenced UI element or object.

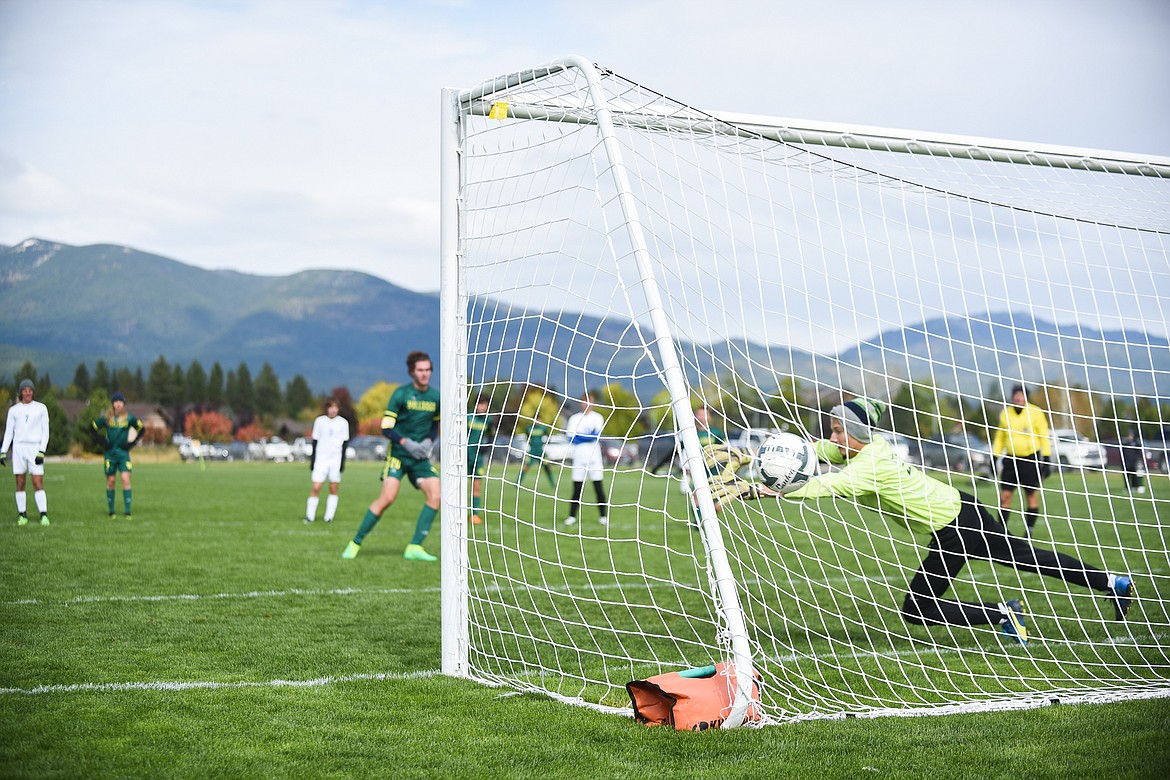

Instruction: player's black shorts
[999,454,1043,491]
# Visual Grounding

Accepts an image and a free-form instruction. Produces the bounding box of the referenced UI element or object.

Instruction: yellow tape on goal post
[488,101,509,120]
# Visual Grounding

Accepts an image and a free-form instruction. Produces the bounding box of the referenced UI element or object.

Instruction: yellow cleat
[403,544,437,562]
[341,541,361,559]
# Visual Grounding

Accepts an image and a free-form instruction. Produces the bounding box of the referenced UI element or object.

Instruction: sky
[1,0,1168,293]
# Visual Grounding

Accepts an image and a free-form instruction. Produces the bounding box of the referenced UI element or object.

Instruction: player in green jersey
[343,351,441,562]
[712,397,1134,645]
[467,396,494,525]
[90,392,145,518]
[518,417,557,489]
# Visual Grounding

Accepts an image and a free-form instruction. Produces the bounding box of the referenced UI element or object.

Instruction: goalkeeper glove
[1039,455,1052,479]
[35,451,45,465]
[701,445,751,485]
[400,438,428,459]
[417,438,434,458]
[708,477,760,505]
[0,453,6,467]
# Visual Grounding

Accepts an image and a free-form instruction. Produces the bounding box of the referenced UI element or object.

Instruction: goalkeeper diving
[702,397,1135,644]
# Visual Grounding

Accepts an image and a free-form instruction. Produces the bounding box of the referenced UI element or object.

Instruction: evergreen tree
[72,363,91,394]
[147,355,173,403]
[43,394,71,455]
[186,360,208,404]
[92,360,111,393]
[284,375,313,417]
[254,362,282,417]
[208,362,225,406]
[15,361,36,387]
[133,366,146,399]
[114,367,137,400]
[233,362,256,414]
[171,363,185,405]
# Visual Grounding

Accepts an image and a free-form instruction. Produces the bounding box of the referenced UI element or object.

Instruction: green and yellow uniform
[92,410,144,516]
[381,383,441,486]
[93,413,144,476]
[467,411,493,477]
[526,421,551,459]
[520,420,558,488]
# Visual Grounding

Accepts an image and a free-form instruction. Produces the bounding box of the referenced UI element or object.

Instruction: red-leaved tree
[184,410,234,443]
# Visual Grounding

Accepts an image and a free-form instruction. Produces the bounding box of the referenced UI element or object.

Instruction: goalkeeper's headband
[831,398,887,443]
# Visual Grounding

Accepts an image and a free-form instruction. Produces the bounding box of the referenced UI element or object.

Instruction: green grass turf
[1,460,1168,779]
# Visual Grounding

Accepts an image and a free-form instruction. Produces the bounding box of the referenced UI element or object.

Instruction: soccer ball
[755,433,817,494]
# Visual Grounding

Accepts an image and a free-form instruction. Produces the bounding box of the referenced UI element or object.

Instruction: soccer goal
[439,55,1170,727]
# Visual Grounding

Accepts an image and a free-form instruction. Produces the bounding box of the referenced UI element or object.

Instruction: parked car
[540,434,572,463]
[601,438,638,466]
[290,437,313,462]
[919,434,994,475]
[347,435,387,461]
[262,437,295,462]
[224,440,253,461]
[873,431,921,465]
[1103,438,1164,474]
[1050,429,1107,469]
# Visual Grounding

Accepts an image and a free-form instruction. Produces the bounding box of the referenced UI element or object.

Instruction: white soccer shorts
[311,458,343,484]
[10,442,44,476]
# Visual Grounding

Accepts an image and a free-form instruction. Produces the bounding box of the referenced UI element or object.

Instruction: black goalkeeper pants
[569,479,608,520]
[901,493,1109,627]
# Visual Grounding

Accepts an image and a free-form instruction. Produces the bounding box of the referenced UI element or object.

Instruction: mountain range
[3,238,1167,401]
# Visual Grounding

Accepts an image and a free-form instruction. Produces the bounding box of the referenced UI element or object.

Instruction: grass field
[2,458,1168,779]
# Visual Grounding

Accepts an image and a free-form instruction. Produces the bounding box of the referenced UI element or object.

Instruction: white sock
[599,516,608,525]
[306,496,319,521]
[15,492,26,513]
[324,494,339,522]
[34,490,47,514]
[1107,573,1118,589]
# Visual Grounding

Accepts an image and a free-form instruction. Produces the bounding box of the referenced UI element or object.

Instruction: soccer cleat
[342,541,361,559]
[403,544,437,562]
[17,514,29,527]
[1000,600,1028,645]
[470,514,483,525]
[1109,576,1135,620]
[323,517,333,523]
[39,514,50,526]
[563,516,577,526]
[304,516,314,524]
[598,516,608,526]
[109,513,116,520]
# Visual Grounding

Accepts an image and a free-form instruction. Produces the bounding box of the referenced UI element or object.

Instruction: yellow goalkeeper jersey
[783,436,961,535]
[991,404,1051,458]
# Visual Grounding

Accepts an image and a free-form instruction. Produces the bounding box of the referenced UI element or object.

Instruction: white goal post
[440,55,1170,727]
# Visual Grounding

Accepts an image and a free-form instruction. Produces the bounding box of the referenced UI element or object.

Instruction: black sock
[1024,507,1039,530]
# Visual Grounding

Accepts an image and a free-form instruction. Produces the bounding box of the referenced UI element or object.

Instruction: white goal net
[439,55,1170,726]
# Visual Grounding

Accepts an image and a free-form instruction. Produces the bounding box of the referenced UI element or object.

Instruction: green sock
[410,505,438,546]
[124,489,132,515]
[471,495,482,514]
[354,509,381,544]
[106,489,115,513]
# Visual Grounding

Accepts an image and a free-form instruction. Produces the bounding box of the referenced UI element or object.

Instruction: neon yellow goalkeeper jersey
[783,435,961,534]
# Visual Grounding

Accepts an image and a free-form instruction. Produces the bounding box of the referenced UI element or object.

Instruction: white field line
[5,586,441,606]
[0,670,440,697]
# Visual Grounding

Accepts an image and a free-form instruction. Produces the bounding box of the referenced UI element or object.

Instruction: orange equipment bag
[625,661,761,731]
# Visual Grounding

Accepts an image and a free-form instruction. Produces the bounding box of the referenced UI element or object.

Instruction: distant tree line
[63,357,315,419]
[0,358,323,455]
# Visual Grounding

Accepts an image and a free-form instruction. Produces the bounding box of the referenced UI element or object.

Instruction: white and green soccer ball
[755,433,817,494]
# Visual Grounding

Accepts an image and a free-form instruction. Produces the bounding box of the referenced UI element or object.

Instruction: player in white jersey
[1,379,51,526]
[304,397,351,523]
[562,391,608,527]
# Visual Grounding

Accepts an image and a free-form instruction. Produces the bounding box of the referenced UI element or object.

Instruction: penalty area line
[0,669,441,697]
